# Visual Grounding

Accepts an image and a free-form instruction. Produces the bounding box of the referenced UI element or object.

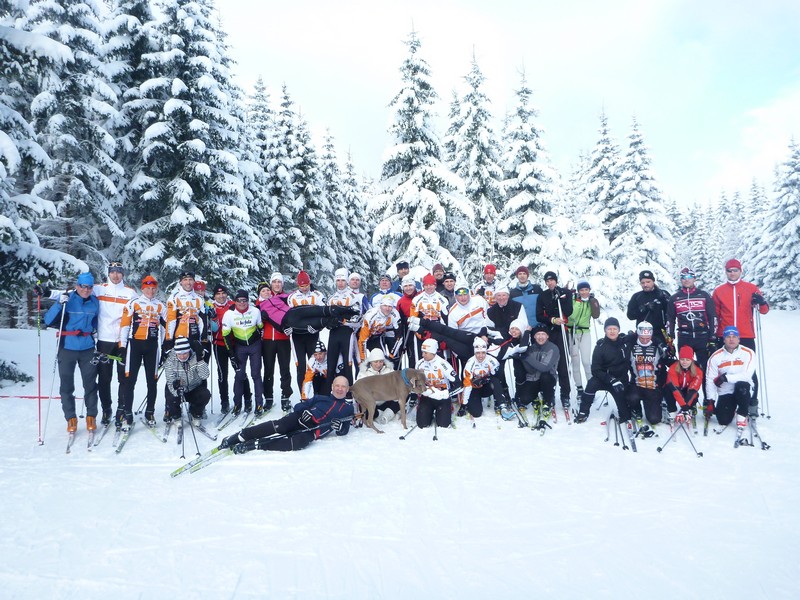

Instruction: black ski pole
[433,419,438,441]
[679,420,704,457]
[656,420,683,452]
[182,391,201,457]
[399,424,418,440]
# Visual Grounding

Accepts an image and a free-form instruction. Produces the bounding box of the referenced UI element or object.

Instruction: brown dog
[350,368,428,433]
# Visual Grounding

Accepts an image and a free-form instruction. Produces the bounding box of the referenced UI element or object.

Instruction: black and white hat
[314,341,327,353]
[174,337,191,353]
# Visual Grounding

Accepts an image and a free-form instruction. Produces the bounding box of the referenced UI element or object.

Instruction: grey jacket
[519,340,560,382]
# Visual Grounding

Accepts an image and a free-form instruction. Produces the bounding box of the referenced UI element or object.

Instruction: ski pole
[399,424,418,440]
[40,299,67,446]
[678,420,704,457]
[181,391,201,458]
[433,417,438,441]
[755,310,770,418]
[36,286,43,444]
[616,417,629,450]
[656,419,683,452]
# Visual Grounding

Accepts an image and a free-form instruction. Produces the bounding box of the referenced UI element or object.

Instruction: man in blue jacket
[220,376,356,452]
[42,273,100,433]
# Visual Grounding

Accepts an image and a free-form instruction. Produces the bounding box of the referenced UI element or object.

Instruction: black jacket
[590,333,634,385]
[536,286,573,335]
[626,287,671,342]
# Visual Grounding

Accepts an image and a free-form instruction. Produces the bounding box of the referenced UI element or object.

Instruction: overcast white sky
[217,0,800,206]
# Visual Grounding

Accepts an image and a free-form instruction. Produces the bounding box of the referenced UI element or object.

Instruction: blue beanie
[577,281,591,291]
[77,272,95,287]
[723,326,740,337]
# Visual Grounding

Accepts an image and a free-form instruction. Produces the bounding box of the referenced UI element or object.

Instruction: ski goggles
[455,287,470,296]
[107,261,124,274]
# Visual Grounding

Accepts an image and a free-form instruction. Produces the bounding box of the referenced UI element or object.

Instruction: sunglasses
[78,284,92,290]
[680,274,695,280]
[726,268,740,273]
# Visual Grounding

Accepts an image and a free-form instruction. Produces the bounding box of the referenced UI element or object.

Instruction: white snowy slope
[0,313,797,600]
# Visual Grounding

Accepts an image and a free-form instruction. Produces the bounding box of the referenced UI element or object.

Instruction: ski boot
[67,417,78,433]
[100,409,112,426]
[86,416,97,431]
[281,398,292,412]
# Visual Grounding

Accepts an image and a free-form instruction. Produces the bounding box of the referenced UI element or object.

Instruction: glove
[703,400,715,418]
[299,409,316,429]
[330,418,344,433]
[220,433,244,449]
[58,293,70,304]
[713,373,727,387]
[232,439,259,454]
[680,405,692,416]
[171,378,183,392]
[751,292,766,307]
[657,344,668,357]
[112,345,124,359]
[675,412,686,424]
[456,404,467,417]
[610,378,625,395]
[229,355,240,371]
[33,284,50,297]
[426,387,449,400]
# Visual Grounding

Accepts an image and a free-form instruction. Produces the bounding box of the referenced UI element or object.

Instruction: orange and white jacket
[301,355,328,399]
[705,344,756,400]
[462,355,500,403]
[415,354,456,391]
[166,289,204,341]
[448,295,489,334]
[119,295,166,346]
[92,281,136,343]
[287,289,326,307]
[328,288,364,331]
[357,306,401,360]
[410,291,449,321]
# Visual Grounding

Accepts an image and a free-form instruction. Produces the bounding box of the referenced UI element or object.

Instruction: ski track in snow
[1,313,799,599]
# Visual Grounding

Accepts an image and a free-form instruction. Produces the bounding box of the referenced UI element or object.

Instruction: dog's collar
[400,368,412,387]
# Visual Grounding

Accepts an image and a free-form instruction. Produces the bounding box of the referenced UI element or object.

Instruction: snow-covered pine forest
[2,0,799,331]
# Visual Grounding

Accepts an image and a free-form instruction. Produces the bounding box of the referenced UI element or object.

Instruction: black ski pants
[262,338,292,401]
[327,326,354,385]
[96,340,124,414]
[213,344,250,409]
[626,386,663,425]
[58,347,98,420]
[516,373,556,408]
[578,376,630,422]
[122,339,158,415]
[714,381,752,426]
[291,332,319,390]
[241,410,317,451]
[416,395,451,428]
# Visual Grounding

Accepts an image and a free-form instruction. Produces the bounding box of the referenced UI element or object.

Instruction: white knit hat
[334,268,349,281]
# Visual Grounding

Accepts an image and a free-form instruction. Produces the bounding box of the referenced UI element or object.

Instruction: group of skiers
[34,256,769,452]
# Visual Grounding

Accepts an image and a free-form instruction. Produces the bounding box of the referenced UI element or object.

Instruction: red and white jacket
[448,295,489,334]
[705,344,756,400]
[711,280,768,339]
[93,280,136,343]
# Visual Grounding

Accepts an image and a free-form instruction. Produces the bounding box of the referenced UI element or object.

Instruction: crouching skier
[162,336,211,424]
[220,375,355,452]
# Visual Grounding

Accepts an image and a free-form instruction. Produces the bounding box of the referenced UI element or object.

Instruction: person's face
[380,304,393,316]
[681,276,695,289]
[484,272,495,283]
[724,333,739,351]
[494,291,509,306]
[534,331,548,345]
[433,268,444,279]
[640,278,655,292]
[545,278,557,290]
[180,277,195,292]
[397,266,409,278]
[108,271,123,285]
[76,283,93,298]
[679,358,693,369]
[516,272,529,285]
[331,377,349,398]
[313,351,326,362]
[143,286,157,299]
[422,351,435,361]
[579,288,591,299]
[215,290,227,303]
[455,292,469,305]
[403,283,416,296]
[509,326,521,339]
[259,287,271,300]
[605,326,620,341]
[726,267,741,282]
[443,279,455,290]
[638,334,652,345]
[370,360,385,370]
[379,279,391,291]
[474,349,487,360]
[235,298,249,310]
[297,283,310,294]
[336,279,347,290]
[271,280,283,294]
[349,277,360,290]
[177,350,191,363]
[423,283,435,294]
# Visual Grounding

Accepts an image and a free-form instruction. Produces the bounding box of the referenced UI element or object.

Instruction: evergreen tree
[607,118,676,303]
[125,0,257,286]
[751,140,800,309]
[445,55,504,282]
[497,72,556,278]
[373,30,466,272]
[584,112,621,239]
[690,198,721,289]
[0,1,86,296]
[26,0,124,275]
[341,150,378,282]
[741,178,767,267]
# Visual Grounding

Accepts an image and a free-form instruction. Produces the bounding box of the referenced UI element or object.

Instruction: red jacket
[711,280,768,338]
[258,296,290,341]
[666,362,703,408]
[212,300,233,346]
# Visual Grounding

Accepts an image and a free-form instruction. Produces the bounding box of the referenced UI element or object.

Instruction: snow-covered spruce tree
[665,196,692,272]
[373,30,467,273]
[740,178,767,268]
[263,84,303,277]
[584,112,621,240]
[125,0,257,287]
[26,0,125,276]
[751,140,800,309]
[239,77,274,282]
[105,0,158,264]
[607,118,676,304]
[497,72,557,279]
[445,55,504,282]
[689,198,721,288]
[0,2,87,298]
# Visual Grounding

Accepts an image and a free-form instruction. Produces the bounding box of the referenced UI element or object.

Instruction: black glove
[299,409,315,429]
[457,404,467,417]
[112,345,124,359]
[751,292,767,307]
[330,418,344,433]
[190,339,204,357]
[589,292,595,299]
[610,378,625,395]
[229,355,240,372]
[33,284,49,297]
[233,439,259,454]
[703,400,715,418]
[220,433,244,449]
[171,378,183,392]
[680,405,692,415]
[713,373,727,387]
[658,344,668,356]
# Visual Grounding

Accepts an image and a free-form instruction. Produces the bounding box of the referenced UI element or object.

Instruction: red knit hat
[296,270,311,286]
[678,346,694,360]
[422,273,436,286]
[725,259,742,271]
[484,264,496,275]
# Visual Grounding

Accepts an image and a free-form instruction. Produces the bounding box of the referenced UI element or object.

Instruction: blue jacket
[45,292,99,352]
[293,395,355,438]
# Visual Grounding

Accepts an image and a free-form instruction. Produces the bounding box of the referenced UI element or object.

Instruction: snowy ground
[0,313,798,600]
